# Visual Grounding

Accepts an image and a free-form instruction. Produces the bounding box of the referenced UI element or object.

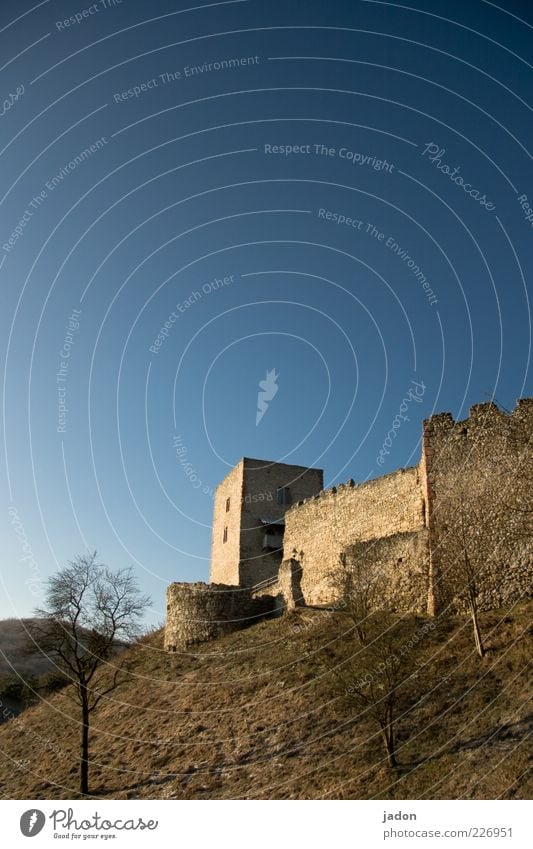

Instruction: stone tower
[209,458,323,587]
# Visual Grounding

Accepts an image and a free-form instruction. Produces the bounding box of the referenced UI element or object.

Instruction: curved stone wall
[164,582,275,650]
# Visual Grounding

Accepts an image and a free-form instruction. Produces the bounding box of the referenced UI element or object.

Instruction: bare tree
[335,612,418,770]
[445,489,487,657]
[330,560,416,770]
[332,553,386,645]
[29,552,151,795]
[434,455,514,658]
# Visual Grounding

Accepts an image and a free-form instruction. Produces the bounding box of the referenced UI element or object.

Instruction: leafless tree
[28,552,150,795]
[443,488,488,657]
[332,553,386,645]
[434,455,513,658]
[335,611,417,770]
[330,559,416,770]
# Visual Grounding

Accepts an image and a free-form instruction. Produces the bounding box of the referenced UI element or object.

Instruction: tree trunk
[381,724,398,769]
[80,692,90,795]
[469,598,485,658]
[355,624,366,645]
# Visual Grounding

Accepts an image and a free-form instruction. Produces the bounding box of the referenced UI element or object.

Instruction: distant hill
[0,618,128,724]
[0,618,61,681]
[0,603,531,799]
[0,618,67,723]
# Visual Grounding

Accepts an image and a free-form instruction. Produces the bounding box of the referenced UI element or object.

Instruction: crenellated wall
[423,399,533,612]
[166,398,533,650]
[283,466,426,605]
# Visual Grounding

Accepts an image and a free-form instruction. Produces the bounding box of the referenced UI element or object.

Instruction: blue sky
[1,0,532,624]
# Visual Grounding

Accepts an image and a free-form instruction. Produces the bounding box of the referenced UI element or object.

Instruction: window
[225,497,230,512]
[223,526,228,543]
[276,486,291,505]
[263,526,284,552]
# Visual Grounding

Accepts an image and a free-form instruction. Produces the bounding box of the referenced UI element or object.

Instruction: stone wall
[344,529,430,614]
[164,582,275,651]
[423,399,533,612]
[167,398,533,651]
[210,462,244,587]
[277,558,305,610]
[251,578,281,599]
[250,577,285,615]
[210,458,323,588]
[283,466,426,605]
[239,460,323,586]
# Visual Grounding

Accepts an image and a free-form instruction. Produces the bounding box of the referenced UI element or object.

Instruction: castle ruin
[165,399,533,651]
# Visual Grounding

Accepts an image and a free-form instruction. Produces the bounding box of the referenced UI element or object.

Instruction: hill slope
[0,604,531,800]
[0,618,67,723]
[0,618,59,680]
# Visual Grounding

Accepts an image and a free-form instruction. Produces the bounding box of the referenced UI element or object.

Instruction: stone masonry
[165,399,533,650]
[422,399,533,613]
[283,466,426,606]
[210,458,323,587]
[164,582,275,651]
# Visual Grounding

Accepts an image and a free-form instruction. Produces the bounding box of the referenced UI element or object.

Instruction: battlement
[288,465,417,512]
[515,397,533,412]
[423,412,454,433]
[424,397,533,434]
[165,396,533,650]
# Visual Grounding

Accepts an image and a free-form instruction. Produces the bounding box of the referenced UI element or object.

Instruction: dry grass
[0,602,531,800]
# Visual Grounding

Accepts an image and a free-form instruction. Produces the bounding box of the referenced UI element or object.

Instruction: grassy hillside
[0,603,531,800]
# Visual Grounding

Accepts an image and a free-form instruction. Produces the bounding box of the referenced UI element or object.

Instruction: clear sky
[1,0,532,625]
